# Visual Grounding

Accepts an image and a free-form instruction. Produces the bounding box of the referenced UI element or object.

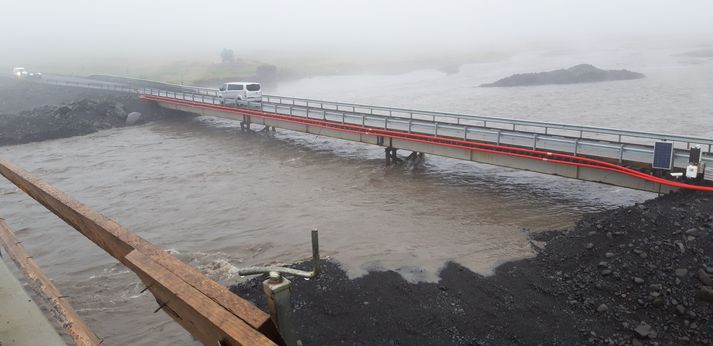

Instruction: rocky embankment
[481,64,645,87]
[1,99,152,146]
[0,77,187,146]
[232,190,713,345]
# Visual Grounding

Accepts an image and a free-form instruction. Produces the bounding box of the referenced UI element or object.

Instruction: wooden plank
[0,219,101,346]
[124,250,273,346]
[0,160,280,345]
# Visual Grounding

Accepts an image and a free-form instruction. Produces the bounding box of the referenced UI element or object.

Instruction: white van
[218,82,262,104]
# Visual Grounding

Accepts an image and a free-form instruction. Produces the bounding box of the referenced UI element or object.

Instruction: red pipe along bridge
[39,75,713,193]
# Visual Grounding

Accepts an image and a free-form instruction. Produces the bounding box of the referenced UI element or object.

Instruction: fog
[2,0,713,71]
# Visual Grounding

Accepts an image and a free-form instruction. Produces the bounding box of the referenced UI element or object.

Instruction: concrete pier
[0,258,65,346]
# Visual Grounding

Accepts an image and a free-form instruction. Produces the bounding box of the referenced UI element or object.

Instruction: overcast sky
[1,0,712,66]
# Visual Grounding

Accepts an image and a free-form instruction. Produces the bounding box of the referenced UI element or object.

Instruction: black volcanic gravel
[0,77,190,146]
[231,190,713,345]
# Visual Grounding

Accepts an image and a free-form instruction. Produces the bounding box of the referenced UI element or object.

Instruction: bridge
[37,75,713,193]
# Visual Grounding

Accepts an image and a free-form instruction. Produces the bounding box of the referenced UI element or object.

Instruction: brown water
[1,47,711,345]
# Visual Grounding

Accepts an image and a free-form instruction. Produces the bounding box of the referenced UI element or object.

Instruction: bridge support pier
[240,115,252,131]
[386,149,425,164]
[405,151,425,162]
[385,148,402,164]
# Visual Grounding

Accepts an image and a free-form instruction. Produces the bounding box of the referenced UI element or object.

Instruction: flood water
[1,47,711,345]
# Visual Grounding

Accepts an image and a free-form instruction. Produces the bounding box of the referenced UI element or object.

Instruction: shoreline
[232,190,713,345]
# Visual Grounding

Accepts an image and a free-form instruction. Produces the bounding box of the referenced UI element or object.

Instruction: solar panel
[652,141,674,170]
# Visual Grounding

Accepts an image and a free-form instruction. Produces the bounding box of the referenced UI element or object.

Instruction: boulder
[126,112,142,125]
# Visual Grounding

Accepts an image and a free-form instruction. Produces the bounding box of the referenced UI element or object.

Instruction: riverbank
[0,77,191,146]
[232,190,713,345]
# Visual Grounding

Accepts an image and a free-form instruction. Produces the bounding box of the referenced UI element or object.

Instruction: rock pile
[541,191,713,345]
[0,95,179,146]
[0,99,131,146]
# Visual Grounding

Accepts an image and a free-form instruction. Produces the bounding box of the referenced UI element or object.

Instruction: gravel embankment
[232,190,713,345]
[0,77,189,146]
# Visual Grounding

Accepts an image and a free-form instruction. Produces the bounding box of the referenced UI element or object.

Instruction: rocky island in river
[481,64,645,87]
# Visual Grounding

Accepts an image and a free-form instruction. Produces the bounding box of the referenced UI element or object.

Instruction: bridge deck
[0,259,66,346]
[36,76,713,193]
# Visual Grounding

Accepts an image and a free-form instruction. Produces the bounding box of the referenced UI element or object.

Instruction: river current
[1,47,711,345]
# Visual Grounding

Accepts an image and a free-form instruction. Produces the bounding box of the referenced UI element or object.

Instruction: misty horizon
[2,0,713,70]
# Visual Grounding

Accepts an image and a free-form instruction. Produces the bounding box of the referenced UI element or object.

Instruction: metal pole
[262,273,296,346]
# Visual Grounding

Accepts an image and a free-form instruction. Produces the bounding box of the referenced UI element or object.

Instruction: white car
[218,82,262,105]
[12,67,42,79]
[12,67,27,79]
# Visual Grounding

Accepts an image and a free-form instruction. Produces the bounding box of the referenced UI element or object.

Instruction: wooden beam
[0,160,280,345]
[0,219,101,346]
[124,249,272,346]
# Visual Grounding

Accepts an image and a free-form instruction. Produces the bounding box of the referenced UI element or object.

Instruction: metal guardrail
[262,95,713,149]
[34,76,713,170]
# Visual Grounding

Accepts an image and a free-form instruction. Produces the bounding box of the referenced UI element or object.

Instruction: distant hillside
[481,64,644,87]
[679,49,713,58]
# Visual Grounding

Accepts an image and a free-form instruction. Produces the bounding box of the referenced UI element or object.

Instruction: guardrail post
[533,134,538,149]
[619,143,625,163]
[574,139,579,156]
[496,130,501,145]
